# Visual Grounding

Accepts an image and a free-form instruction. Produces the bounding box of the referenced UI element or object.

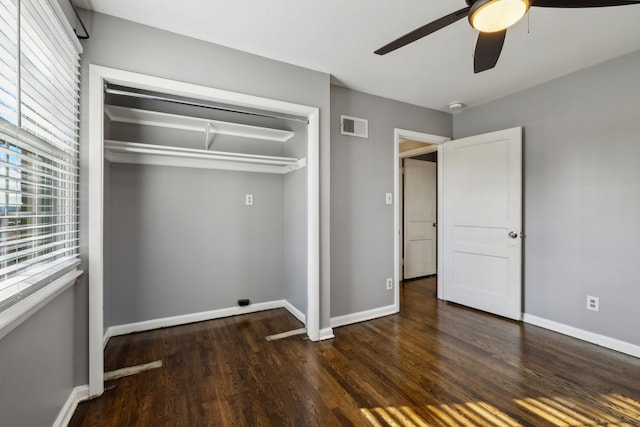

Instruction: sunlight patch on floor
[360,402,521,426]
[514,393,640,426]
[360,393,640,426]
[361,406,430,427]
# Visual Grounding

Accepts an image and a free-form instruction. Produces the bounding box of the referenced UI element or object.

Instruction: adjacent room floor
[70,277,640,426]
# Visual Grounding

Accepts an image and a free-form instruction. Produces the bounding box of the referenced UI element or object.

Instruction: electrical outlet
[386,278,393,290]
[245,194,253,206]
[587,295,599,312]
[385,193,393,205]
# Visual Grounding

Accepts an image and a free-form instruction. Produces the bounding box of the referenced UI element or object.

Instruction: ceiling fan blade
[531,0,640,7]
[374,7,470,55]
[474,30,506,73]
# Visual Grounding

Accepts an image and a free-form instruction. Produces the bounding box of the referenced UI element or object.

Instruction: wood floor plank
[70,278,640,426]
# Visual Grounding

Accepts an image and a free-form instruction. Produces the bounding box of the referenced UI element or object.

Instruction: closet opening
[88,66,320,398]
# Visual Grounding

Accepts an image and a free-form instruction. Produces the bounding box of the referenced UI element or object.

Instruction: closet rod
[104,88,309,124]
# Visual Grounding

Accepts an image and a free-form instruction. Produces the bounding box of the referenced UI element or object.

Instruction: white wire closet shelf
[104,105,295,144]
[103,106,305,174]
[104,140,306,174]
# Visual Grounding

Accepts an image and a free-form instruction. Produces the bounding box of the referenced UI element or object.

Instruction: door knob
[433,222,437,227]
[508,231,518,239]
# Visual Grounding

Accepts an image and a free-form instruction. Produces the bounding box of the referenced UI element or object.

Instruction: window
[0,0,81,311]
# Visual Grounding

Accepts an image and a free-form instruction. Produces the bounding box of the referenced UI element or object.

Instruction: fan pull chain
[527,12,530,34]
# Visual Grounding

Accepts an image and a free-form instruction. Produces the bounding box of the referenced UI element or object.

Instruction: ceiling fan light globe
[470,0,530,33]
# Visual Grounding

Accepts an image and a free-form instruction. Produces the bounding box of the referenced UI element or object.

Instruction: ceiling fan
[375,0,640,73]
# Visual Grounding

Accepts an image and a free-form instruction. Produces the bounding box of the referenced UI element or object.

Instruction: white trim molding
[103,300,306,346]
[53,385,89,427]
[319,327,335,340]
[523,314,640,359]
[330,304,397,329]
[306,109,321,342]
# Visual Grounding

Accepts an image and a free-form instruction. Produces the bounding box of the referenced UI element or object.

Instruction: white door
[442,127,522,320]
[404,159,437,279]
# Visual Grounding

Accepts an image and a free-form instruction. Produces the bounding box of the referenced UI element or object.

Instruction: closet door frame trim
[88,65,321,398]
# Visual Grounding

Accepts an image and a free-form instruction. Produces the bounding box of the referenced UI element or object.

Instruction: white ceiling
[75,0,640,112]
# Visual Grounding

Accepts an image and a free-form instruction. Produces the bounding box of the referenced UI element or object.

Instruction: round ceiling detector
[449,102,465,111]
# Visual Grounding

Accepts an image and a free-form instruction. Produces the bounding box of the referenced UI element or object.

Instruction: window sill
[0,269,83,341]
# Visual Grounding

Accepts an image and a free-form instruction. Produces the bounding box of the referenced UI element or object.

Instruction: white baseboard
[283,300,306,324]
[319,327,334,340]
[523,314,640,359]
[102,327,112,349]
[53,385,89,427]
[330,304,398,329]
[103,300,306,346]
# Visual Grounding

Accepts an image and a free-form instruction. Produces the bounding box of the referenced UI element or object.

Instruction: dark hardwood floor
[70,277,640,426]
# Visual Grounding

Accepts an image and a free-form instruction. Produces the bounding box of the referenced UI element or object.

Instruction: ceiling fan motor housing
[469,0,531,33]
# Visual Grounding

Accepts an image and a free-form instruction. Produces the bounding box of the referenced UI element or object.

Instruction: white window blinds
[0,0,81,311]
[0,0,19,125]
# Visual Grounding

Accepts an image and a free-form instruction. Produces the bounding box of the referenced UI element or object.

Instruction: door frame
[394,129,450,312]
[88,65,320,397]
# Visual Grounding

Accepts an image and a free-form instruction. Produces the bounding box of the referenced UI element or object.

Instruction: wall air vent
[340,115,368,138]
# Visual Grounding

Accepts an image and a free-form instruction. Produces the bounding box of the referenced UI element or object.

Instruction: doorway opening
[401,142,438,281]
[393,129,449,313]
[394,127,523,321]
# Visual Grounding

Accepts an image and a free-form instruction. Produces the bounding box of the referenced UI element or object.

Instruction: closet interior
[102,84,309,330]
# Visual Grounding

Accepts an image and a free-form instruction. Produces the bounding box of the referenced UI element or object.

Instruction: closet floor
[70,278,640,426]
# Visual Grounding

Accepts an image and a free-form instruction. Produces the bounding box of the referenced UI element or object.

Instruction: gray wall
[0,288,76,427]
[103,112,112,333]
[330,86,452,317]
[108,164,286,325]
[283,122,309,314]
[76,8,331,384]
[454,50,640,346]
[103,158,111,333]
